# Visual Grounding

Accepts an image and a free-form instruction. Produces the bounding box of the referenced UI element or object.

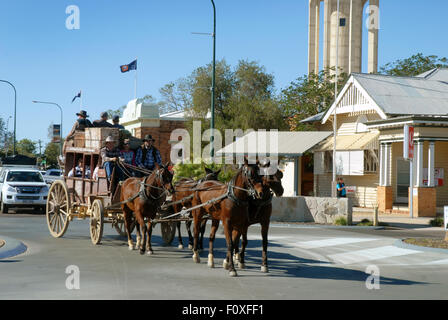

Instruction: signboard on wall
[423,168,444,187]
[403,125,414,159]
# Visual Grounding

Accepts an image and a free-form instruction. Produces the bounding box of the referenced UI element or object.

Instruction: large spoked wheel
[160,208,176,245]
[161,221,177,246]
[90,199,104,245]
[114,218,135,237]
[46,180,70,238]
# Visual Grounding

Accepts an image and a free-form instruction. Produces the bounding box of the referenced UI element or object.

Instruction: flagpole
[134,58,138,100]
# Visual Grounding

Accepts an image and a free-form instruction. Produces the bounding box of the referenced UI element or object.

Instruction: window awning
[314,131,379,151]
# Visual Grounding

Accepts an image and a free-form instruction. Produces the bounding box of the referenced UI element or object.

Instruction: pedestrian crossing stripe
[328,245,420,265]
[294,237,379,249]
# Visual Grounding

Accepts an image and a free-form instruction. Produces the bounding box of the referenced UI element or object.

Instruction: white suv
[0,168,49,213]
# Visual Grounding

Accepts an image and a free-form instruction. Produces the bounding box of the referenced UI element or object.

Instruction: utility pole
[38,139,42,157]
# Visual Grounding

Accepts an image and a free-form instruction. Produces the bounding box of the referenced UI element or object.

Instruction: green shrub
[357,219,373,226]
[430,217,444,227]
[334,217,348,226]
[172,162,237,184]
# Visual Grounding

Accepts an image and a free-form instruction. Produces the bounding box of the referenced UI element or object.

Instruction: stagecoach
[45,127,178,245]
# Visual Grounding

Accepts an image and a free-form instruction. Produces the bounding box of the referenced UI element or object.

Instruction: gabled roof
[353,73,448,116]
[416,68,448,82]
[321,69,448,124]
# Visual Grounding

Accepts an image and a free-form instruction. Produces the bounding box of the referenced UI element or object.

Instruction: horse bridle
[140,167,173,201]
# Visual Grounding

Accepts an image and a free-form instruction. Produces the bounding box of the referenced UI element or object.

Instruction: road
[1,212,448,300]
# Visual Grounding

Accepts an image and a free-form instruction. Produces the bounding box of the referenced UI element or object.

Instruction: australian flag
[71,90,81,103]
[120,60,137,73]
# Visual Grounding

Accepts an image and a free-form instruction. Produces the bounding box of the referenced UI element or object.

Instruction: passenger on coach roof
[66,110,93,142]
[93,112,114,128]
[112,115,125,129]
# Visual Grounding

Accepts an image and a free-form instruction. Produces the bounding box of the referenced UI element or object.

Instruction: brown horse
[190,161,264,277]
[120,162,174,255]
[232,164,284,273]
[171,167,221,249]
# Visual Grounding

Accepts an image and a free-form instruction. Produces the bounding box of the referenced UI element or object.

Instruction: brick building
[119,99,187,164]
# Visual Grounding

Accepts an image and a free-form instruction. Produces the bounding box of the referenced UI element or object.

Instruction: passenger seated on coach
[68,158,91,178]
[100,136,125,182]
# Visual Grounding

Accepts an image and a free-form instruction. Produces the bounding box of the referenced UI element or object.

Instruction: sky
[0,0,447,148]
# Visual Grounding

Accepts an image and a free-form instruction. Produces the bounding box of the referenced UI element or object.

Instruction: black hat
[100,111,109,118]
[113,115,120,121]
[143,134,155,142]
[76,110,89,118]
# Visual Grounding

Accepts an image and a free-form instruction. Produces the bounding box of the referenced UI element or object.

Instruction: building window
[364,150,378,173]
[340,18,346,27]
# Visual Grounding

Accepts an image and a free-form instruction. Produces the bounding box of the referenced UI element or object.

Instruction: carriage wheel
[46,180,70,238]
[114,218,135,237]
[161,221,177,245]
[90,199,104,245]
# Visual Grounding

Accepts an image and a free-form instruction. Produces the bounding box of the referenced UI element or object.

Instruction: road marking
[328,245,420,265]
[424,258,448,265]
[294,237,379,249]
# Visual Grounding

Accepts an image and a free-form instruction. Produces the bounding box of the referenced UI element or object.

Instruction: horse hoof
[139,249,145,255]
[238,262,245,269]
[207,254,214,268]
[178,244,184,249]
[147,250,154,256]
[229,270,238,277]
[192,253,201,263]
[128,245,134,251]
[188,244,193,250]
[261,266,269,273]
[223,260,229,270]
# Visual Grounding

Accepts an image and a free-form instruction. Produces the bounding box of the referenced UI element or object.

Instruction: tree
[380,53,448,77]
[186,59,286,132]
[16,139,36,157]
[279,68,348,131]
[159,79,193,113]
[44,142,61,168]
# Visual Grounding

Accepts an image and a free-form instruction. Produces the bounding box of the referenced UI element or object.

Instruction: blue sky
[0,0,447,147]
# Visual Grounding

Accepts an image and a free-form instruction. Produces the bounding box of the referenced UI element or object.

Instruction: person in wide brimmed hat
[65,109,93,143]
[101,135,124,182]
[135,134,162,174]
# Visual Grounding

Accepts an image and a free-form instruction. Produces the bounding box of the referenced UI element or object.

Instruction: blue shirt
[337,183,346,197]
[135,147,162,170]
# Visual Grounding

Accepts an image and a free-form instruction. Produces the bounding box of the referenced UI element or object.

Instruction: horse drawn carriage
[46,126,284,276]
[45,127,178,245]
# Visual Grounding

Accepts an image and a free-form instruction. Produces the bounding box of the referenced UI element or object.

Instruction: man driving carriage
[101,135,125,182]
[135,134,162,174]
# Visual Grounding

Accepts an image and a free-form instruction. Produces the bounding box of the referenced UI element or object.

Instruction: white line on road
[294,237,379,249]
[328,245,420,265]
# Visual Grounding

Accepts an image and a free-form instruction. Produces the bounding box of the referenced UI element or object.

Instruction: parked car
[0,168,49,213]
[42,168,63,184]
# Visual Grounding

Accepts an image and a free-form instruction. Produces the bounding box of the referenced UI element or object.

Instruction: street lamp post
[210,0,216,160]
[0,80,17,155]
[5,116,12,157]
[32,101,63,157]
